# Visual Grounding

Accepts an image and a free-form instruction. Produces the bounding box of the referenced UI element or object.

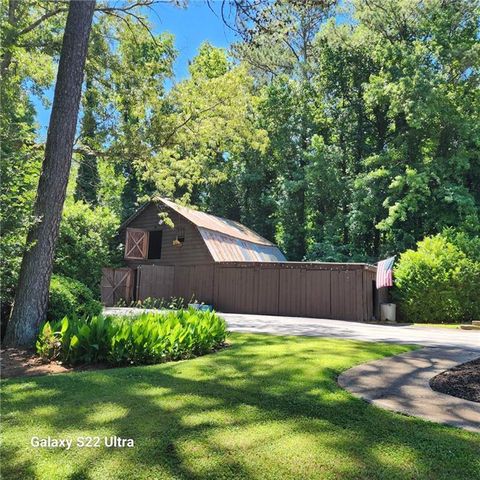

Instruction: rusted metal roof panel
[160,198,274,246]
[199,228,286,262]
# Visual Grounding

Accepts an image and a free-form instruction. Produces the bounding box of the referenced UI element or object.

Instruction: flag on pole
[376,256,395,289]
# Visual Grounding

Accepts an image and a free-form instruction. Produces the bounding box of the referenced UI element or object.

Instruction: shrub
[37,315,112,364]
[394,235,480,323]
[109,310,226,365]
[115,296,198,310]
[37,309,227,366]
[48,275,102,323]
[54,200,121,295]
[441,228,480,261]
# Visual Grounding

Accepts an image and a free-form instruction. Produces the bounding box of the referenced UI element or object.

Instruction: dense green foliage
[2,1,479,323]
[48,275,102,324]
[394,233,480,323]
[36,309,227,366]
[4,334,480,480]
[225,0,480,261]
[54,200,121,294]
[0,0,53,311]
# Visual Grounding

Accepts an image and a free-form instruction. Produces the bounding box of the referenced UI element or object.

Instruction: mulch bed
[1,348,72,378]
[0,348,106,379]
[430,357,480,403]
[1,343,230,379]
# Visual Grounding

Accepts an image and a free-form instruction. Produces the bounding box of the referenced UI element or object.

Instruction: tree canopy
[1,0,479,322]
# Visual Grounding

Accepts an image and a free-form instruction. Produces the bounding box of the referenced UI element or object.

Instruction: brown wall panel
[137,264,174,300]
[255,266,280,315]
[305,269,331,318]
[345,270,357,321]
[212,265,256,313]
[278,267,307,316]
[355,269,364,322]
[330,270,350,320]
[126,262,378,322]
[188,265,215,304]
[173,265,191,301]
[213,266,237,312]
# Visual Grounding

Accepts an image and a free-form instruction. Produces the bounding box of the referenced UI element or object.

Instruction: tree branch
[17,7,69,37]
[156,99,227,148]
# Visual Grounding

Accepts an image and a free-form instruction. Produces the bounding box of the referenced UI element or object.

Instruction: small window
[148,230,163,259]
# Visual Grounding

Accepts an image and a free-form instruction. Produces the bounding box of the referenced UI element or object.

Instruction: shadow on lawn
[1,334,479,480]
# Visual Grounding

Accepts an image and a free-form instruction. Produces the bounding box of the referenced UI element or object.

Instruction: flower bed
[36,309,227,366]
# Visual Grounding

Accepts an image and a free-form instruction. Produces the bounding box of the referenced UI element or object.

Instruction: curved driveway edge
[338,347,480,432]
[104,309,480,431]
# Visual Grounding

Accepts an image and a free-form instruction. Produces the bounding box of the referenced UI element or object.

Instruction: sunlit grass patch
[2,333,479,480]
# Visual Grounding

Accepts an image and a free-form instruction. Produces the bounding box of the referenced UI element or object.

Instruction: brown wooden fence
[102,262,380,322]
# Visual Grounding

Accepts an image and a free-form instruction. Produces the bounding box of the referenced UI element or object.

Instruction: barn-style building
[120,198,286,267]
[101,198,381,322]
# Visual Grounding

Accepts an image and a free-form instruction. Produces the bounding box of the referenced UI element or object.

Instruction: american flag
[376,256,395,289]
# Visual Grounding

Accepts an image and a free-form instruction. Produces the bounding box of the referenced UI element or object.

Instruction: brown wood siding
[305,269,331,318]
[120,203,213,268]
[117,261,379,322]
[255,264,280,315]
[279,267,306,316]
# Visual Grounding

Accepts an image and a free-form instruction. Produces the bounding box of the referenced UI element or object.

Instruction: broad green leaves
[36,310,228,366]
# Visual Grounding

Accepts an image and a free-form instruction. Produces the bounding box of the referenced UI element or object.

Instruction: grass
[2,333,479,480]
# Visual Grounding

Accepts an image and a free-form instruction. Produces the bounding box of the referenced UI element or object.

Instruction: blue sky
[34,1,237,135]
[151,1,236,80]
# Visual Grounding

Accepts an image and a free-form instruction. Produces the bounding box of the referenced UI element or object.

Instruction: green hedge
[48,274,102,323]
[36,309,227,366]
[54,200,120,295]
[394,234,480,323]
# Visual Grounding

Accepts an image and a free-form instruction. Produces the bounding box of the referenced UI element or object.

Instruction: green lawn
[2,334,479,480]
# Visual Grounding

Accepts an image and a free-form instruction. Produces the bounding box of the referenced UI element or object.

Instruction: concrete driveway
[221,313,480,351]
[104,307,480,431]
[221,313,480,431]
[338,347,480,432]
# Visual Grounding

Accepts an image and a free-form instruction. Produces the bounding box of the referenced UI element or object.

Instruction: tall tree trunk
[4,1,96,347]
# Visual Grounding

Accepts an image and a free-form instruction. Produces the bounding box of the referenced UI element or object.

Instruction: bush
[115,296,198,310]
[48,275,102,323]
[36,315,111,364]
[54,200,120,295]
[394,235,480,323]
[37,309,227,366]
[441,228,480,261]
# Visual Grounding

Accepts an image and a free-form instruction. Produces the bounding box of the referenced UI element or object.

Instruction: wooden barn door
[101,267,134,306]
[136,265,174,301]
[124,228,148,259]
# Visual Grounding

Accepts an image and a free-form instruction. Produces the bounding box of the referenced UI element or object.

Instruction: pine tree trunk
[4,1,96,347]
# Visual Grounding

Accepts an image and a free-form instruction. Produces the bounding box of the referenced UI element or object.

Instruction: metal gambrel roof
[198,228,286,262]
[159,198,275,247]
[120,198,287,262]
